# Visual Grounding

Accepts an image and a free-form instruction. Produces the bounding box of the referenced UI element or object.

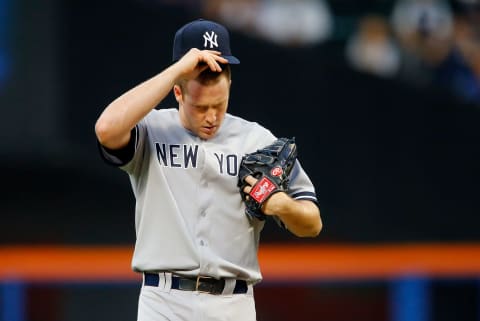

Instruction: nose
[206,109,217,124]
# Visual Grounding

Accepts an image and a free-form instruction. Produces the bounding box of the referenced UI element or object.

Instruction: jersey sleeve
[97,119,148,175]
[97,126,138,166]
[288,160,319,206]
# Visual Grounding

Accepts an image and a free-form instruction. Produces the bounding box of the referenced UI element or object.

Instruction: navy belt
[144,272,248,295]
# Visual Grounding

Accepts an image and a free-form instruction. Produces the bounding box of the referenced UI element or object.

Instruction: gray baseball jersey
[100,108,318,284]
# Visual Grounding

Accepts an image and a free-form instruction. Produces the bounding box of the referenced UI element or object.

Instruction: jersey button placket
[196,143,212,274]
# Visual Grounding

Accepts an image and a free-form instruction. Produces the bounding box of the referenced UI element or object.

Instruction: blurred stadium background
[1,0,480,320]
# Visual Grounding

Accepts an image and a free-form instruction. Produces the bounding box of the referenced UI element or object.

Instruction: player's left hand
[242,175,291,216]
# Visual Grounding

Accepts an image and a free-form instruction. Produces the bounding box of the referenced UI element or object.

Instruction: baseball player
[95,19,322,321]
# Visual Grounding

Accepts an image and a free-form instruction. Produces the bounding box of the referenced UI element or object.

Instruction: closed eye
[194,105,209,112]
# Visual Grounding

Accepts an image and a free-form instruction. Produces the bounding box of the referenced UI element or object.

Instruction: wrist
[262,192,293,216]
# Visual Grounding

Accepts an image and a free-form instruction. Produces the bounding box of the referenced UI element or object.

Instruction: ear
[173,85,183,103]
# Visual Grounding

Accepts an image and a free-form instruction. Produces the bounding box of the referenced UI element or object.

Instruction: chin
[198,128,217,140]
[199,133,216,140]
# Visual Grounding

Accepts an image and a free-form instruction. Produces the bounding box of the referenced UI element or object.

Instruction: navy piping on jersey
[291,191,317,200]
[291,191,320,208]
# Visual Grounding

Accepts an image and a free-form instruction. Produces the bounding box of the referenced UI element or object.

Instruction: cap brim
[223,55,240,64]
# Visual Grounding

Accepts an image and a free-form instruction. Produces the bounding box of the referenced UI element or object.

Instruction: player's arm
[265,193,322,237]
[95,49,228,149]
[243,176,322,237]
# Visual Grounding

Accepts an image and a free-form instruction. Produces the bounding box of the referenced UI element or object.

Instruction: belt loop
[158,272,166,290]
[164,272,172,292]
[195,275,201,291]
[222,279,236,296]
[247,284,253,295]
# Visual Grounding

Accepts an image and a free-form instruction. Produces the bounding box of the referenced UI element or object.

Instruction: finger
[214,55,229,65]
[244,175,257,186]
[204,50,228,62]
[210,56,229,72]
[243,185,252,195]
[206,58,222,72]
[198,53,220,72]
[204,50,222,55]
[203,52,228,72]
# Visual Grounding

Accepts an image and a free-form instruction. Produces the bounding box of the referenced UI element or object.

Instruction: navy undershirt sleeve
[97,127,137,166]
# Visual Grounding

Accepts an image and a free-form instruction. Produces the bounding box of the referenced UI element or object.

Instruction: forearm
[264,194,322,237]
[95,63,181,149]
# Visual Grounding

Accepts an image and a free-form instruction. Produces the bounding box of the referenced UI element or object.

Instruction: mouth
[201,125,217,135]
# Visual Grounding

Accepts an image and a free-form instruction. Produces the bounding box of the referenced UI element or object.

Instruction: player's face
[176,76,230,140]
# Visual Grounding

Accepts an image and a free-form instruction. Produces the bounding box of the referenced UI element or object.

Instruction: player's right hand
[175,48,228,80]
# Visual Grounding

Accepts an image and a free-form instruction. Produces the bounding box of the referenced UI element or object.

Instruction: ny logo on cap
[203,31,218,49]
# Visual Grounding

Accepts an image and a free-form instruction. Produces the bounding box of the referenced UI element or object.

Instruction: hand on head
[175,48,228,81]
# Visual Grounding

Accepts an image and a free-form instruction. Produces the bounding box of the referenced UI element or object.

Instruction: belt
[144,272,248,295]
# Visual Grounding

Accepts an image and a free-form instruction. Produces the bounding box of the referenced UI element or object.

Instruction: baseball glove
[237,137,297,220]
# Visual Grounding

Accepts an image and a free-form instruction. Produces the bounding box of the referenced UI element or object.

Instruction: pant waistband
[143,272,248,295]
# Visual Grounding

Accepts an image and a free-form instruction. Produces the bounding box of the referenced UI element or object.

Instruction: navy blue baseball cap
[172,19,240,64]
